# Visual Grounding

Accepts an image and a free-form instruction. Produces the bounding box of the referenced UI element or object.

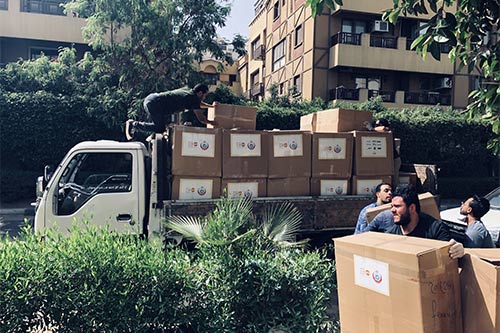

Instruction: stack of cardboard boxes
[170,106,407,199]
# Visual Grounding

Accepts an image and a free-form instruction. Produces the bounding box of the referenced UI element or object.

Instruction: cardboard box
[312,132,353,178]
[353,131,394,176]
[171,176,221,200]
[351,175,392,195]
[300,108,373,133]
[335,232,462,333]
[207,104,257,130]
[222,130,268,178]
[460,249,500,333]
[171,126,222,177]
[310,177,350,196]
[267,177,310,197]
[267,131,312,178]
[365,192,441,223]
[398,171,418,187]
[221,178,267,198]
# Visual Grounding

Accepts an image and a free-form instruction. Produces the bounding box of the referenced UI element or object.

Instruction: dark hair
[393,184,420,213]
[373,118,390,129]
[193,84,209,94]
[470,195,490,219]
[375,182,392,194]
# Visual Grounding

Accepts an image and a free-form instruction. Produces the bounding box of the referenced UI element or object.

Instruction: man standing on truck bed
[125,84,219,140]
[354,182,392,234]
[460,195,495,248]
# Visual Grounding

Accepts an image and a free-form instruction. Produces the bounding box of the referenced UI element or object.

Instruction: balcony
[330,88,451,106]
[406,39,453,54]
[251,83,264,96]
[329,33,454,74]
[252,44,265,60]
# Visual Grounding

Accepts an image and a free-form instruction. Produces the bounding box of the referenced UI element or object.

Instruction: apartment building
[240,0,475,109]
[197,37,242,95]
[0,0,90,64]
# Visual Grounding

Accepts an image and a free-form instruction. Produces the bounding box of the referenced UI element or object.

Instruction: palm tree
[164,197,307,248]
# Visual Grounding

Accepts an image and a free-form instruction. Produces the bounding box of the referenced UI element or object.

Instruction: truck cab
[34,140,151,236]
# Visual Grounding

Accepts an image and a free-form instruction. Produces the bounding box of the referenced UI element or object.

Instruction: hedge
[0,224,338,333]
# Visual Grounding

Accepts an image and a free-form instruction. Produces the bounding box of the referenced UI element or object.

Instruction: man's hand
[208,119,219,127]
[448,239,465,259]
[212,101,220,107]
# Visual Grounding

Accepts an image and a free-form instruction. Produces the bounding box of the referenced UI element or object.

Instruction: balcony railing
[252,45,265,60]
[406,39,452,53]
[370,36,397,49]
[251,83,264,96]
[404,91,451,105]
[21,0,66,15]
[330,32,362,47]
[368,90,396,102]
[329,87,359,101]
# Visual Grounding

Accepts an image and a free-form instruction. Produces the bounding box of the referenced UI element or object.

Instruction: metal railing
[330,32,362,47]
[370,36,397,49]
[329,87,359,101]
[21,0,66,15]
[368,90,396,102]
[404,92,451,105]
[406,38,452,53]
[251,83,264,96]
[252,45,265,60]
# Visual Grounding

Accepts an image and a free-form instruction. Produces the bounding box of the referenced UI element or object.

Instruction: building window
[273,1,280,20]
[272,39,286,71]
[21,0,66,15]
[0,0,8,10]
[341,19,368,34]
[250,70,259,85]
[279,83,285,94]
[355,76,381,90]
[30,47,59,60]
[294,24,303,47]
[202,72,219,86]
[251,36,261,59]
[293,75,302,94]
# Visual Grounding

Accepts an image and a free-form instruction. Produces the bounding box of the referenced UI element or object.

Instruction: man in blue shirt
[460,195,495,248]
[354,182,392,234]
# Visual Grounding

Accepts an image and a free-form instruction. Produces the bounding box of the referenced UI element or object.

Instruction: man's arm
[200,101,220,108]
[354,206,369,234]
[193,109,218,126]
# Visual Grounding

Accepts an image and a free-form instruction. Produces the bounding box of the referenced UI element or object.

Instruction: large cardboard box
[207,104,257,130]
[221,178,267,198]
[353,131,394,176]
[171,176,221,200]
[222,130,268,178]
[300,108,373,133]
[351,175,392,195]
[312,132,353,178]
[461,249,500,333]
[267,131,312,178]
[171,126,222,177]
[267,177,310,197]
[366,192,441,223]
[335,232,462,333]
[310,177,350,196]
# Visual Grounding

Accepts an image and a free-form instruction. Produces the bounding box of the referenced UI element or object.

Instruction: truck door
[43,150,142,235]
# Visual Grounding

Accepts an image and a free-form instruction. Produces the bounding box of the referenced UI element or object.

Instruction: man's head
[460,195,490,219]
[373,118,391,131]
[375,182,392,205]
[391,185,420,226]
[193,84,209,101]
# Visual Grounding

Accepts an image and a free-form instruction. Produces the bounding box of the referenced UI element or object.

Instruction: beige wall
[0,0,86,43]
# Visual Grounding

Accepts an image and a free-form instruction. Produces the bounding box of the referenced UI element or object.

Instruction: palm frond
[263,202,303,244]
[165,215,205,243]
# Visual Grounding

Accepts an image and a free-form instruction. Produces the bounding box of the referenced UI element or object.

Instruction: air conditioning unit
[373,20,389,33]
[437,77,453,89]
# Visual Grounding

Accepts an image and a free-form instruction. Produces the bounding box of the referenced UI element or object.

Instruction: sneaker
[125,120,136,141]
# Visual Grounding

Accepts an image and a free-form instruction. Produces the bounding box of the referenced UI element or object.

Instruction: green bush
[0,221,337,332]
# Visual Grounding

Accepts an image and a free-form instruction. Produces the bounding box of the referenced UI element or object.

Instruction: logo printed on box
[230,133,262,157]
[320,180,347,196]
[318,138,347,160]
[227,182,259,198]
[354,254,390,296]
[356,179,382,195]
[179,179,213,200]
[273,134,304,157]
[361,136,387,158]
[181,132,216,157]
